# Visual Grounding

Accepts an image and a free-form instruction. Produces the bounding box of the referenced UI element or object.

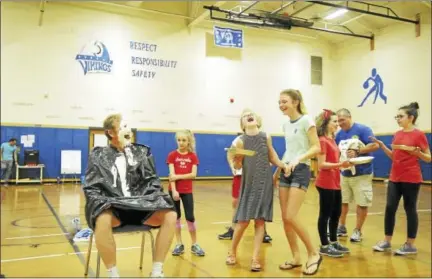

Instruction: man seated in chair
[83,113,177,278]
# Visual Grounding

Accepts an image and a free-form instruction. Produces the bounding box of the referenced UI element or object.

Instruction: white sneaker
[350,228,362,242]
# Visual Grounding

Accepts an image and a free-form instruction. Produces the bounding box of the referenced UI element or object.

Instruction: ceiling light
[324,9,348,20]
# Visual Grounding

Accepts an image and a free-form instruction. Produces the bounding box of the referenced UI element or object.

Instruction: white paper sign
[94,134,108,147]
[23,141,33,148]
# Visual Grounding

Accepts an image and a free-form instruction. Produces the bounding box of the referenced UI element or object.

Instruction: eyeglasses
[394,114,405,120]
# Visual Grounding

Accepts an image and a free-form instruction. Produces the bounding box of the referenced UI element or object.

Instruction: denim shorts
[279,163,311,191]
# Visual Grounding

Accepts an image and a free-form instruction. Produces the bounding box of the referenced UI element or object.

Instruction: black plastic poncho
[83,143,175,230]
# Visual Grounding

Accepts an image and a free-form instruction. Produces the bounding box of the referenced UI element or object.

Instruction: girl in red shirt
[315,109,352,258]
[166,130,205,257]
[371,102,431,255]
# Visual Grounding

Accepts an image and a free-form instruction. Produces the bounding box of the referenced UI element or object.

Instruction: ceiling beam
[188,1,226,27]
[205,6,372,40]
[339,1,393,33]
[309,1,419,24]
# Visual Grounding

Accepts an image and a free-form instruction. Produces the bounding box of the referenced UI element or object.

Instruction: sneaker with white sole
[319,245,344,258]
[373,240,392,252]
[337,225,348,237]
[172,244,184,256]
[331,242,350,254]
[350,229,362,242]
[191,243,205,256]
[394,243,417,255]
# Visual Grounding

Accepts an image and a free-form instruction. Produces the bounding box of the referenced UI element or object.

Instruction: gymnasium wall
[1,125,430,182]
[0,125,286,179]
[332,12,431,134]
[1,2,431,183]
[1,1,335,134]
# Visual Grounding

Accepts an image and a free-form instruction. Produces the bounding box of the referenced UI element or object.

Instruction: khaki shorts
[341,174,373,207]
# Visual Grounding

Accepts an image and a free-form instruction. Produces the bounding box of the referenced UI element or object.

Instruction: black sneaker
[218,227,233,240]
[263,232,272,243]
[331,242,350,254]
[319,245,344,258]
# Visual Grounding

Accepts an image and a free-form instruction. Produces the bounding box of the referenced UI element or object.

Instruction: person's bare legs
[280,187,321,274]
[174,219,183,244]
[227,221,249,263]
[338,176,350,231]
[279,187,301,265]
[144,209,177,276]
[231,198,238,229]
[94,210,121,277]
[251,219,265,270]
[356,205,368,230]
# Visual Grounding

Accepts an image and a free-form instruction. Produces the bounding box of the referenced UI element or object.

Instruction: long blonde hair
[175,129,196,153]
[239,108,262,132]
[280,89,307,114]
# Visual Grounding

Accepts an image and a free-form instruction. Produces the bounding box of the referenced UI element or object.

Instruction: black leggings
[385,181,421,239]
[169,192,195,222]
[317,187,342,246]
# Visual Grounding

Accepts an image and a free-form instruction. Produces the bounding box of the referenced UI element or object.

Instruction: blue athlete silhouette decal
[358,68,387,107]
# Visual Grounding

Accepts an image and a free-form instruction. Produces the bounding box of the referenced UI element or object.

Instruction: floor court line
[1,244,216,277]
[5,233,69,240]
[0,246,142,263]
[211,209,432,224]
[0,253,66,263]
[41,192,95,277]
[348,209,431,216]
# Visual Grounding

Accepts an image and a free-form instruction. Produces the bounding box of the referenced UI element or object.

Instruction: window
[311,56,323,85]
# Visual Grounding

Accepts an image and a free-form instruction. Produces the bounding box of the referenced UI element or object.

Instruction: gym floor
[1,180,431,277]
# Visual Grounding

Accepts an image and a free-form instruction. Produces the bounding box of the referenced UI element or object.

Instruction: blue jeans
[279,163,311,191]
[1,160,14,183]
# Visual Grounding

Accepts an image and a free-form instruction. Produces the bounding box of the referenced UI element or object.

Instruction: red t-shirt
[166,150,199,194]
[316,136,341,190]
[390,129,429,183]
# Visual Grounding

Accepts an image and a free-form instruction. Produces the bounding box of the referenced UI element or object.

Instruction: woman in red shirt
[371,102,431,255]
[315,109,352,258]
[166,130,205,257]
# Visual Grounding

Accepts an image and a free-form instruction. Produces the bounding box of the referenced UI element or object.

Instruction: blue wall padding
[1,125,430,181]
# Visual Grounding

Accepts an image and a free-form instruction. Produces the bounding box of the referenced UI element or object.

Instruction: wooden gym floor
[1,180,431,278]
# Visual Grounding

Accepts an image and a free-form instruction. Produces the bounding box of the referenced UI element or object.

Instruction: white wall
[332,13,431,134]
[1,2,336,134]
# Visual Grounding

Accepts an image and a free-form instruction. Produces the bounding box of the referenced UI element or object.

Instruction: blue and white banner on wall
[213,26,243,49]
